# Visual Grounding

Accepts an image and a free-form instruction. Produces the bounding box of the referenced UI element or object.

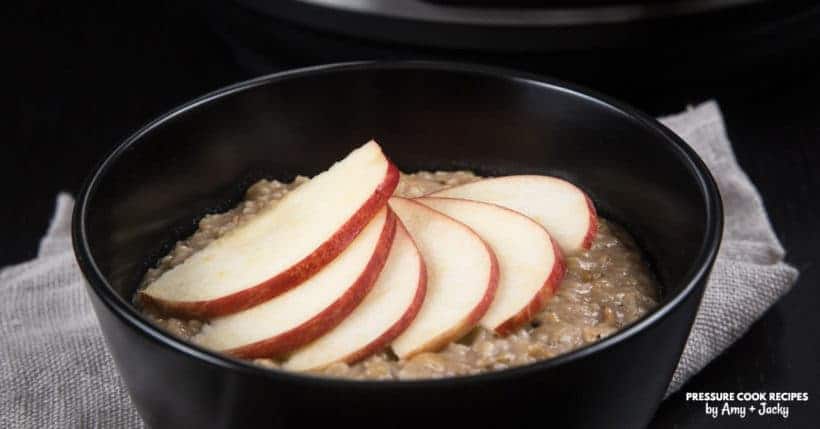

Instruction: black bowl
[72,61,722,428]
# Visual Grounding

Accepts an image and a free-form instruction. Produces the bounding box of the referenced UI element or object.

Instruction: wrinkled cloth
[659,102,798,395]
[0,101,798,427]
[0,194,143,427]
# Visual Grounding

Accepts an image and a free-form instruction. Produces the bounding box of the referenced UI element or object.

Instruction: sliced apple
[139,141,399,319]
[284,222,426,371]
[429,175,597,255]
[416,197,565,335]
[388,197,498,359]
[191,207,396,359]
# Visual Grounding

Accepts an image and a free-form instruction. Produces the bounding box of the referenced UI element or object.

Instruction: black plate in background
[233,0,811,52]
[207,0,820,112]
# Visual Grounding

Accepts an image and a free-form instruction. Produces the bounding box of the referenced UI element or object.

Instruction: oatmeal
[138,171,658,380]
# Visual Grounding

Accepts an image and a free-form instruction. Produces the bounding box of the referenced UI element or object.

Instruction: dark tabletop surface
[5,1,818,427]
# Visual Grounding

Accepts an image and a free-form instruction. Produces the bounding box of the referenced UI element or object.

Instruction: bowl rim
[72,60,723,388]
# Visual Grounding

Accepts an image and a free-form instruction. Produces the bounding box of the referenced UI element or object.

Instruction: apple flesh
[284,221,426,371]
[139,140,399,319]
[388,197,498,359]
[191,207,396,359]
[416,197,565,335]
[429,175,597,255]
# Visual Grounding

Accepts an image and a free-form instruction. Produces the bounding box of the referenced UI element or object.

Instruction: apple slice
[284,221,426,371]
[139,141,399,319]
[388,197,498,359]
[191,207,396,359]
[429,175,597,255]
[416,197,565,335]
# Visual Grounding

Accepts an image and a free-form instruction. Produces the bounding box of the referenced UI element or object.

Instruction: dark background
[4,1,818,427]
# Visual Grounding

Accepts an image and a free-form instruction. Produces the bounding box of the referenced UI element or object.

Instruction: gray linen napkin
[659,102,799,395]
[0,101,798,427]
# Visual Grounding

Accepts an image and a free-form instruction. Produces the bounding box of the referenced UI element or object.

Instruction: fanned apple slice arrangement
[141,140,399,319]
[140,141,598,370]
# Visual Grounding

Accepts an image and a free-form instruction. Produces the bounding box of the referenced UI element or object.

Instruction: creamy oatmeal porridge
[137,171,658,380]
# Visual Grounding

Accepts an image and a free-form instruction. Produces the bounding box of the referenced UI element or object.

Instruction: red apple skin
[403,234,499,358]
[493,237,566,336]
[581,194,598,251]
[224,209,398,359]
[429,175,598,254]
[340,222,428,365]
[139,161,399,320]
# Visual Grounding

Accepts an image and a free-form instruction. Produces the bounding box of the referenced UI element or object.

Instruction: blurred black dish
[72,61,722,428]
[233,0,779,52]
[204,0,820,109]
